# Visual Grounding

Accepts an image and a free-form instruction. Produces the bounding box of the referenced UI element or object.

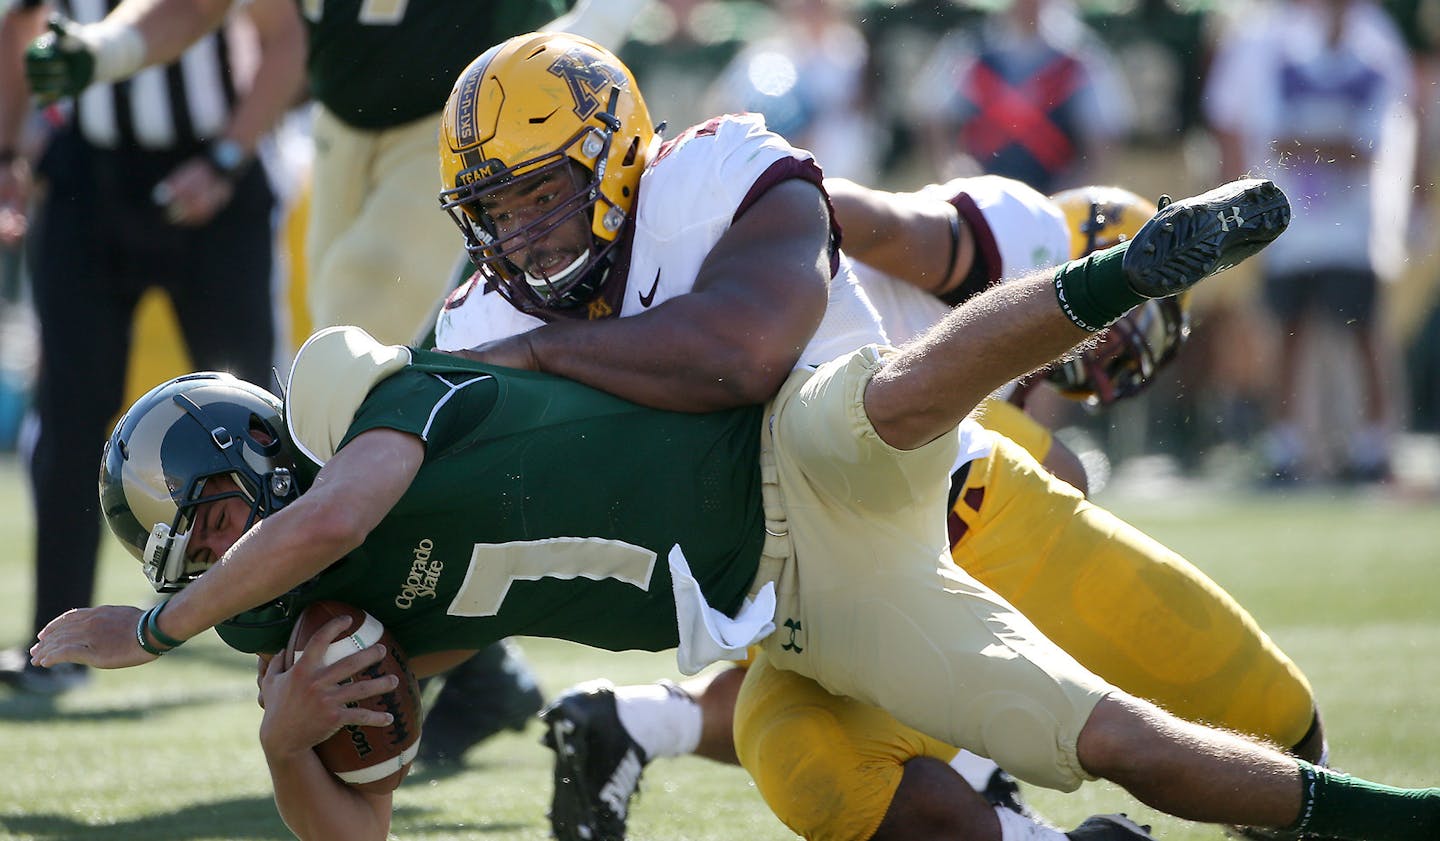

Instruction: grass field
[0,455,1438,840]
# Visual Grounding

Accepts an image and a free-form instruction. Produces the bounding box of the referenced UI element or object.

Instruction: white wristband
[72,21,146,84]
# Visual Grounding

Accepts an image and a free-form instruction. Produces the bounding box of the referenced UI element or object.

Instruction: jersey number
[302,0,409,24]
[447,537,658,618]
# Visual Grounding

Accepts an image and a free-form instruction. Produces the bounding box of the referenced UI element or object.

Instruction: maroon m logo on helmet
[547,48,626,120]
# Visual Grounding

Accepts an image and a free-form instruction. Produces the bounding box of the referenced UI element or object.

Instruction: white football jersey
[435,114,884,364]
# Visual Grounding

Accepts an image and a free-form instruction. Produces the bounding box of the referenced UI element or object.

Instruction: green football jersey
[219,349,767,657]
[301,0,564,129]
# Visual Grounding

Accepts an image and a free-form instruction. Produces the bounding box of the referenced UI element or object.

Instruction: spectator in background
[1206,0,1418,484]
[907,0,1132,194]
[1383,0,1440,436]
[619,0,763,135]
[0,0,302,693]
[1381,0,1437,227]
[704,0,882,182]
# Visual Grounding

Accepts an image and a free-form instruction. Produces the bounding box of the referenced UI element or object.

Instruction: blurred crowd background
[1,0,1437,494]
[618,0,1440,493]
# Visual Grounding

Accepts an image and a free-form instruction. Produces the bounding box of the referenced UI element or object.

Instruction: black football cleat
[415,639,543,768]
[541,679,648,841]
[980,768,1038,818]
[1067,813,1156,840]
[1123,178,1290,299]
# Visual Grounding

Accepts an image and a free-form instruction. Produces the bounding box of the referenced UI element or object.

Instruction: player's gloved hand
[25,16,97,102]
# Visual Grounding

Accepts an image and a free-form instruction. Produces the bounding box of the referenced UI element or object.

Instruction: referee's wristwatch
[204,138,250,180]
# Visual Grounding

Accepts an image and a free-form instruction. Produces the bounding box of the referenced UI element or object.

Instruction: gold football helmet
[1053,185,1156,259]
[1048,186,1190,406]
[438,32,655,313]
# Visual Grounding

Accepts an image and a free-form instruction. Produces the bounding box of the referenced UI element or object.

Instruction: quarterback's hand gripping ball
[282,601,423,793]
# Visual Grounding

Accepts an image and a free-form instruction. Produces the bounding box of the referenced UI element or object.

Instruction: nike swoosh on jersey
[639,269,661,307]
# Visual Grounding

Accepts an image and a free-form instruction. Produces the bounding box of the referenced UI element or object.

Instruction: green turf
[0,456,1437,840]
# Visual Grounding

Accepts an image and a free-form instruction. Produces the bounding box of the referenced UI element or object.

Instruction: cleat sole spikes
[1122,178,1290,299]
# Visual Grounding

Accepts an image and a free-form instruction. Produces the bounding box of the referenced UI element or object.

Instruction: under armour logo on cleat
[1217,207,1245,231]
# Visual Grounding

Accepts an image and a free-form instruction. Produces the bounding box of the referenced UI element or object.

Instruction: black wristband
[0,150,17,166]
[135,606,168,656]
[147,600,186,649]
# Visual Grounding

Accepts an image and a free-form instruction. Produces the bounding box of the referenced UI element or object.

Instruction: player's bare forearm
[107,0,232,68]
[266,748,392,841]
[866,272,1090,450]
[526,177,831,411]
[156,500,360,645]
[261,639,396,841]
[527,286,818,411]
[826,177,971,294]
[163,430,424,646]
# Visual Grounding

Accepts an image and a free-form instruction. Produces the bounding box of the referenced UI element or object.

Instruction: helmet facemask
[1048,296,1189,407]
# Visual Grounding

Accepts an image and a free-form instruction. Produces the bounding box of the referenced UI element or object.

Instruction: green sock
[1051,241,1145,332]
[1293,760,1440,840]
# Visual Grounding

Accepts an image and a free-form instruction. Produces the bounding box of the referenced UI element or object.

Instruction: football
[282,600,423,794]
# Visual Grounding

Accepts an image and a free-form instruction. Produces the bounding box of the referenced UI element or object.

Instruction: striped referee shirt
[37,0,247,150]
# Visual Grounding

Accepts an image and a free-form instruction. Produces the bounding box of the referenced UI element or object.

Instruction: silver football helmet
[99,372,298,592]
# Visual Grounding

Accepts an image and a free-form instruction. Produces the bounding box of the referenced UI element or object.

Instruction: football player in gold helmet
[438,32,655,315]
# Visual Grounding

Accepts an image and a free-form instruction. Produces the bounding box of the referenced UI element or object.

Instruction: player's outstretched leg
[542,680,650,841]
[1123,178,1291,298]
[1079,692,1440,840]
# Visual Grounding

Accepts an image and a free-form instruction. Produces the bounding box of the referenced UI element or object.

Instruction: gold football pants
[738,395,1315,841]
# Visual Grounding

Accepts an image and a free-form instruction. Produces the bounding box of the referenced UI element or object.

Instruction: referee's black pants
[24,126,277,641]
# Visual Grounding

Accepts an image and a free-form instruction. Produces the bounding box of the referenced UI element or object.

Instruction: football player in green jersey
[21,0,649,766]
[29,175,1440,841]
